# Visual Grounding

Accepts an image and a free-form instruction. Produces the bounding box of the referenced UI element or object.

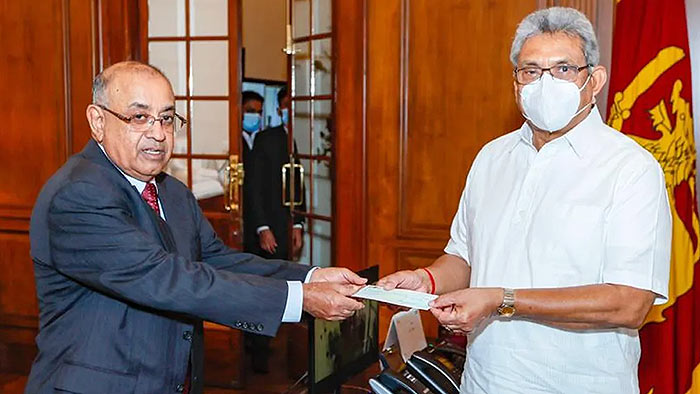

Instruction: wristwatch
[497,288,516,317]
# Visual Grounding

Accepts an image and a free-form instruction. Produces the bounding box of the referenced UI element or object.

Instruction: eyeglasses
[514,64,592,85]
[98,105,187,133]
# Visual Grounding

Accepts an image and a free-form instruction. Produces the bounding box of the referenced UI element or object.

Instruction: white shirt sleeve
[444,176,472,265]
[602,161,672,305]
[280,267,320,322]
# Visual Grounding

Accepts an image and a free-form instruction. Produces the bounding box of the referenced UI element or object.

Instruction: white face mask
[520,73,591,133]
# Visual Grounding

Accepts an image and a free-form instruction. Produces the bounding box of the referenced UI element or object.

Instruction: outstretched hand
[376,269,431,293]
[429,288,503,334]
[310,267,368,286]
[302,282,365,321]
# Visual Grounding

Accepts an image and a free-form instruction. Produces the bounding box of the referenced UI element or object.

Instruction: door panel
[366,0,537,339]
[144,0,243,250]
[288,0,334,266]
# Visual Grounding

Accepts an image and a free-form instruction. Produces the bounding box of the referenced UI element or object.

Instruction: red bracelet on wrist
[421,267,436,294]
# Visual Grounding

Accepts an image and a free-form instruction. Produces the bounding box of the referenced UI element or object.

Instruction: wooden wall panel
[399,0,530,239]
[366,0,537,340]
[0,234,38,374]
[0,0,140,375]
[0,0,86,375]
[0,0,69,223]
[0,235,38,320]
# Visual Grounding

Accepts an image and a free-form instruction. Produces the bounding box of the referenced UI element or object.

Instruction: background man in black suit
[240,90,264,178]
[246,87,305,260]
[26,61,366,394]
[241,90,266,261]
[242,87,306,372]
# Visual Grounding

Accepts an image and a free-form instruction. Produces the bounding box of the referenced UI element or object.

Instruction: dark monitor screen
[309,265,379,394]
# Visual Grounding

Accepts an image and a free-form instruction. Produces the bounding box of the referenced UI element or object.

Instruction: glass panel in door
[289,0,333,267]
[145,0,241,249]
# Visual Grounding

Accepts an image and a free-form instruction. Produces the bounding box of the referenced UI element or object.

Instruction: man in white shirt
[378,7,671,393]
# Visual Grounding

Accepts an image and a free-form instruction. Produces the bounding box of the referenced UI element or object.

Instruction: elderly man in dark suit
[26,61,365,394]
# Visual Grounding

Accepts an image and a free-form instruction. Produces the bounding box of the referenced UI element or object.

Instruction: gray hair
[92,61,169,106]
[92,72,108,105]
[510,7,599,67]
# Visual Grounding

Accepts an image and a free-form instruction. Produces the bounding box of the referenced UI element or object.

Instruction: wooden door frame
[333,0,368,272]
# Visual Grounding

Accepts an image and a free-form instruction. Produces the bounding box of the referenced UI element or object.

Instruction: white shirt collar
[242,131,257,150]
[512,105,604,159]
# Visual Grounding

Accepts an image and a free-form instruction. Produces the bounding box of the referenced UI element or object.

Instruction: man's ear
[86,104,105,142]
[589,65,608,101]
[513,79,525,113]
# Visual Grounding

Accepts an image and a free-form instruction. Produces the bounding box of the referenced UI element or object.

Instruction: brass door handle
[292,163,304,207]
[225,155,244,212]
[282,161,305,207]
[282,163,291,207]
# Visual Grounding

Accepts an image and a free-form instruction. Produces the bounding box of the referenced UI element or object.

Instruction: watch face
[498,306,515,317]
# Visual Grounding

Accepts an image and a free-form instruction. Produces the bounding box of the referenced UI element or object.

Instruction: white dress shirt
[444,107,671,393]
[242,130,257,151]
[98,144,313,323]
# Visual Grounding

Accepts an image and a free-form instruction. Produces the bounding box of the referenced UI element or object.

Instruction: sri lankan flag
[607,0,699,393]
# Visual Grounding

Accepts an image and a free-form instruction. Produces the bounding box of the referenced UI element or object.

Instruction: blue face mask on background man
[242,112,261,133]
[281,108,289,126]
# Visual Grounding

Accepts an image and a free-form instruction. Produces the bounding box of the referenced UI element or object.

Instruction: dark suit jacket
[242,133,256,251]
[242,126,305,259]
[26,140,311,394]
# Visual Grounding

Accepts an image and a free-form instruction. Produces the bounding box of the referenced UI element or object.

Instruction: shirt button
[175,383,184,392]
[182,331,192,341]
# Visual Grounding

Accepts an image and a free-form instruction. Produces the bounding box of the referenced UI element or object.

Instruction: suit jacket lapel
[154,214,178,254]
[81,140,178,254]
[155,175,191,256]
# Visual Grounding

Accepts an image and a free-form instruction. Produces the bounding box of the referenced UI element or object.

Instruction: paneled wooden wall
[365,0,538,338]
[0,0,140,374]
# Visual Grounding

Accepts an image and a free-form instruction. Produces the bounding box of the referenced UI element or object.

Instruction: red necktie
[141,183,160,216]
